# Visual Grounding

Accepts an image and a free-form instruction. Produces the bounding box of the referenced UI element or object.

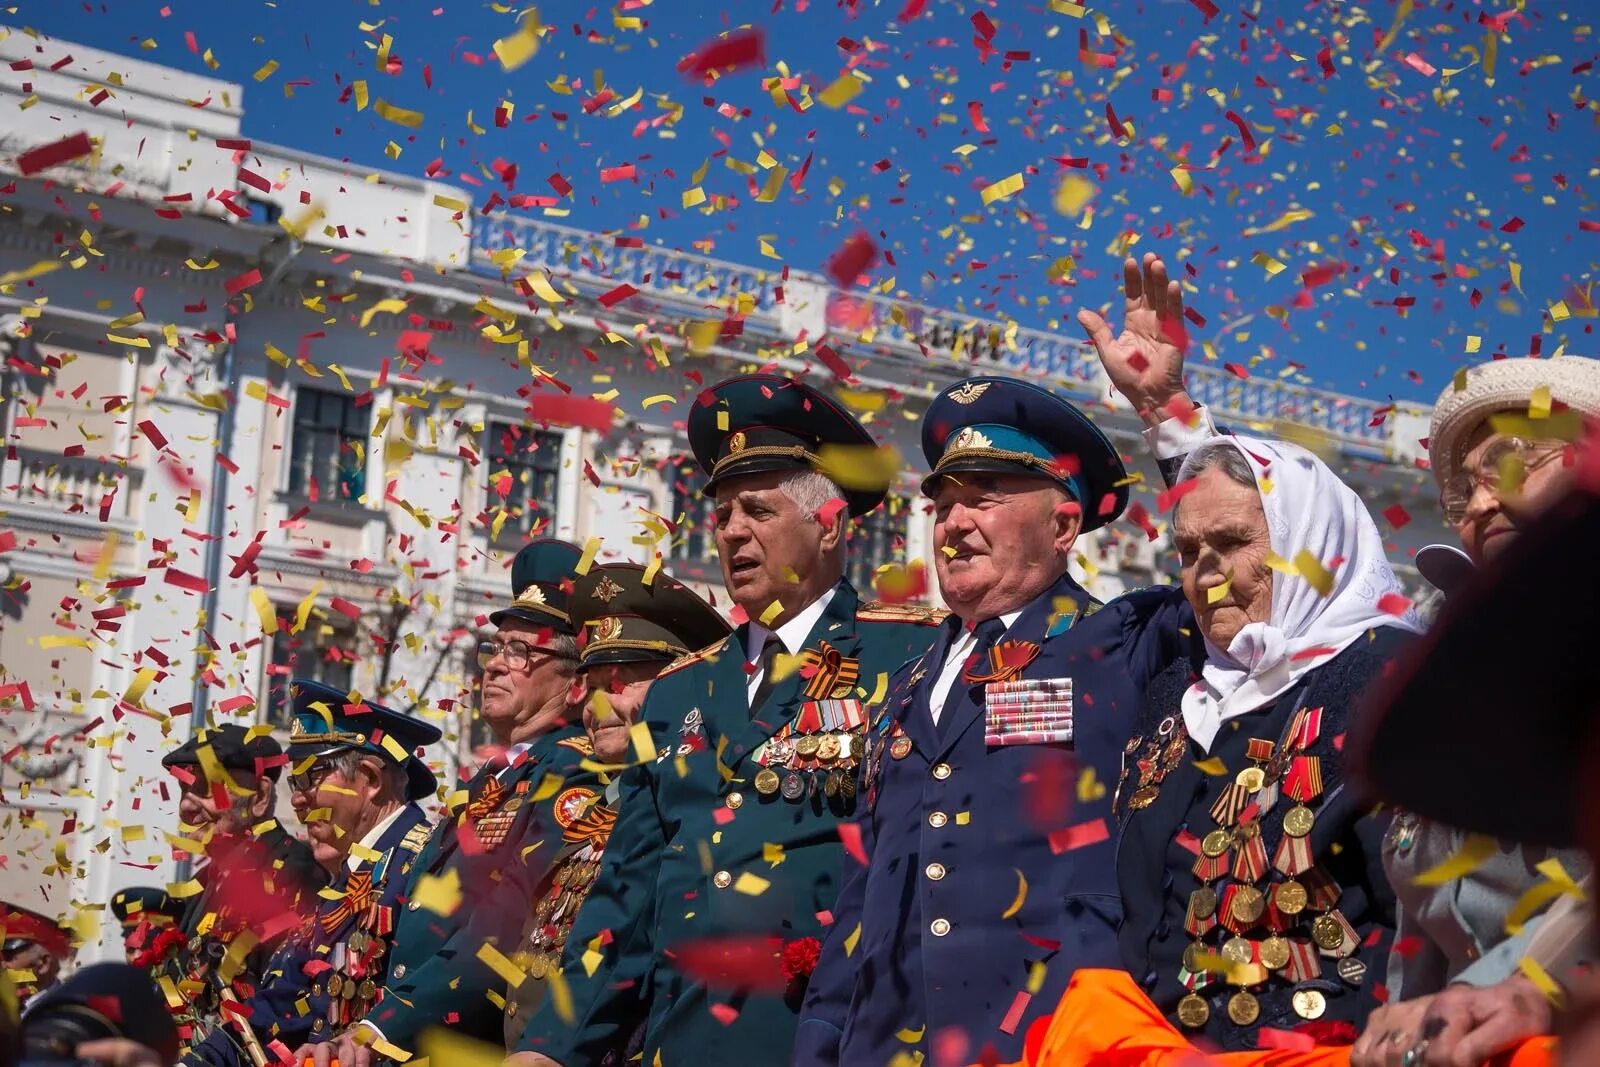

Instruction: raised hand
[1077,252,1191,423]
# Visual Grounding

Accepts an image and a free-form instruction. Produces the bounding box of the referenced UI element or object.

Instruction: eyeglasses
[286,759,339,794]
[1440,436,1568,523]
[476,638,575,672]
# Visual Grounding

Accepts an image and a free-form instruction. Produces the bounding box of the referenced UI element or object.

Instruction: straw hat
[1427,356,1600,488]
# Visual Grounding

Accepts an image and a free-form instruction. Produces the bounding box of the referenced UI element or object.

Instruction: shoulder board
[399,822,432,854]
[557,735,595,756]
[858,601,949,626]
[657,636,731,679]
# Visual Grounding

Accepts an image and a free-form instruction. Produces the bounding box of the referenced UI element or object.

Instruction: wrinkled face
[714,471,838,621]
[1175,468,1275,650]
[479,618,573,740]
[1450,423,1576,564]
[580,661,663,764]
[176,768,267,841]
[288,755,381,871]
[3,940,58,991]
[932,473,1079,622]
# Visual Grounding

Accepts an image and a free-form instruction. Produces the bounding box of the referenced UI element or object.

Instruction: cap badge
[596,616,624,641]
[517,582,548,605]
[948,381,991,405]
[728,430,748,454]
[950,426,993,451]
[592,575,624,604]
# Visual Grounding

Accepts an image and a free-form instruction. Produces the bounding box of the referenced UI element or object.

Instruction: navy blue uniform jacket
[796,574,1192,1065]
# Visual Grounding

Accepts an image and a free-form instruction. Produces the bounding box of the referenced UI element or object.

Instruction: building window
[668,458,717,564]
[847,491,912,594]
[262,617,358,726]
[287,389,369,503]
[486,422,563,540]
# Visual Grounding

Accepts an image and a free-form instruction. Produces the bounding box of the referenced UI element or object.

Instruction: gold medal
[1190,886,1218,921]
[1201,829,1232,858]
[1221,936,1253,965]
[1292,988,1327,1020]
[755,768,781,796]
[1176,993,1210,1028]
[795,734,821,759]
[816,734,842,762]
[1282,804,1315,838]
[1230,885,1266,926]
[1227,990,1260,1026]
[1259,935,1290,971]
[890,736,913,760]
[358,979,377,1001]
[326,974,343,998]
[1311,914,1344,951]
[1275,879,1308,916]
[1235,766,1266,792]
[1182,941,1204,973]
[1129,784,1160,810]
[840,771,858,800]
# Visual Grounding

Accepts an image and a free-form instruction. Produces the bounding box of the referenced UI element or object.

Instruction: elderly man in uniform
[503,561,730,1053]
[294,540,592,1067]
[155,723,327,1040]
[1,904,70,1007]
[110,886,185,964]
[506,374,944,1067]
[797,377,1192,1065]
[180,682,437,1066]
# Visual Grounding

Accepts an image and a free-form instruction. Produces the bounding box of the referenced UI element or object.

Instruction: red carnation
[781,937,822,982]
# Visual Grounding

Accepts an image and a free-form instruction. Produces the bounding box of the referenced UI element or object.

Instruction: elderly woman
[1083,253,1599,1064]
[1111,432,1422,1050]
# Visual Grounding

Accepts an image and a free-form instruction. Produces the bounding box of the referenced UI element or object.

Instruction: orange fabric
[993,970,1558,1067]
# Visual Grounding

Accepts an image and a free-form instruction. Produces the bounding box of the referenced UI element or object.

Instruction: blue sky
[13,0,1597,403]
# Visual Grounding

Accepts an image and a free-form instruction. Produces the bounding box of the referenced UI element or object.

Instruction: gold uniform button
[392,964,406,979]
[932,763,952,780]
[930,918,951,937]
[928,811,948,828]
[407,900,420,911]
[713,870,733,889]
[727,792,744,810]
[925,862,946,881]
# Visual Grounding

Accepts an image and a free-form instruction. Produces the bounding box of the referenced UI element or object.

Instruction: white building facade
[0,28,1445,957]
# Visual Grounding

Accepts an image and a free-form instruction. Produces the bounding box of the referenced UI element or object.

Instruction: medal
[1337,956,1367,986]
[1291,988,1327,1020]
[817,734,842,762]
[1129,785,1159,810]
[1182,941,1205,973]
[1282,804,1315,838]
[824,768,842,798]
[1226,991,1260,1026]
[1229,885,1266,927]
[890,736,913,760]
[1235,766,1265,792]
[767,737,796,765]
[1209,783,1250,828]
[840,770,858,800]
[1190,886,1218,922]
[327,974,343,998]
[1259,935,1290,971]
[1274,879,1308,916]
[1220,936,1253,965]
[781,773,806,801]
[1200,829,1232,858]
[1176,993,1210,1028]
[795,734,821,759]
[1311,914,1344,951]
[755,768,781,796]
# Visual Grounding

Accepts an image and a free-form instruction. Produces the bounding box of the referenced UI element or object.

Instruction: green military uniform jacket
[512,581,942,1065]
[364,724,599,1056]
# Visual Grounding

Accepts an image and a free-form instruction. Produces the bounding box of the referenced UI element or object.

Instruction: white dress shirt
[346,803,407,873]
[743,586,837,705]
[928,610,1023,726]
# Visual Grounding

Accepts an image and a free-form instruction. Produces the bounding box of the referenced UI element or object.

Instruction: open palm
[1077,253,1189,417]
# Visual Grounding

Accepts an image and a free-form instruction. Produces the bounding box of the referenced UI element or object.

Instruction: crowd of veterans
[4,252,1599,1067]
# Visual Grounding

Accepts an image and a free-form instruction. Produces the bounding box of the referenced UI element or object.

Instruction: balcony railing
[5,447,139,521]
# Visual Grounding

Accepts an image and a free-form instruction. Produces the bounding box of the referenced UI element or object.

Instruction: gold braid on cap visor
[581,637,688,664]
[710,444,819,479]
[932,446,1054,476]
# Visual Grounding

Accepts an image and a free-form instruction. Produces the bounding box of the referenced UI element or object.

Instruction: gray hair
[777,471,848,525]
[547,633,579,677]
[1176,440,1258,496]
[328,749,410,804]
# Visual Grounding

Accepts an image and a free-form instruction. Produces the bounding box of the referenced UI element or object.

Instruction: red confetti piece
[1046,818,1108,854]
[163,569,210,594]
[598,283,639,308]
[836,820,868,867]
[526,394,616,433]
[1156,477,1201,514]
[1376,593,1412,616]
[998,990,1031,1035]
[137,419,168,450]
[1382,503,1411,529]
[677,29,767,80]
[1258,1028,1315,1052]
[825,232,878,288]
[225,268,263,296]
[671,935,786,994]
[1224,362,1250,380]
[1186,0,1220,22]
[897,0,929,21]
[16,131,92,176]
[600,163,636,183]
[817,497,848,528]
[1403,52,1438,78]
[816,344,853,383]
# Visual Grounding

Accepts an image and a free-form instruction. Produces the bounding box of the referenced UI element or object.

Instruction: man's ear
[816,497,848,552]
[357,755,387,797]
[1052,497,1084,554]
[249,775,275,820]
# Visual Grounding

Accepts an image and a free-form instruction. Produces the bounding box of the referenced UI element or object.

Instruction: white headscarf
[1177,434,1424,751]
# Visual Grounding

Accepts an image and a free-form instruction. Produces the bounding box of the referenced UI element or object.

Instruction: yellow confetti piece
[374,99,424,129]
[816,443,902,493]
[39,635,93,649]
[762,842,786,866]
[817,73,864,109]
[1466,335,1482,354]
[432,194,468,213]
[476,940,527,988]
[359,297,409,328]
[252,59,279,82]
[843,921,861,957]
[292,582,323,634]
[1529,385,1552,419]
[524,272,566,304]
[1510,260,1524,295]
[0,259,61,286]
[166,878,204,899]
[123,667,157,708]
[1251,252,1287,277]
[868,672,888,706]
[1412,833,1497,887]
[1206,576,1232,605]
[380,733,410,764]
[1293,550,1334,596]
[1517,955,1563,1007]
[896,1026,927,1043]
[1264,552,1299,578]
[1243,208,1314,236]
[642,393,675,409]
[682,186,707,209]
[576,536,602,575]
[250,586,278,635]
[758,600,785,626]
[1193,757,1229,776]
[733,871,770,895]
[492,11,543,72]
[1000,869,1028,919]
[629,721,658,764]
[980,173,1025,206]
[1170,167,1194,196]
[1054,175,1097,217]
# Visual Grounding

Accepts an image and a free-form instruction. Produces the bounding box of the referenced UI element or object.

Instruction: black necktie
[748,632,783,714]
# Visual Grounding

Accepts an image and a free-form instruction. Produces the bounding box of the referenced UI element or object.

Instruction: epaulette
[399,823,432,855]
[657,635,731,679]
[557,735,595,755]
[857,601,950,625]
